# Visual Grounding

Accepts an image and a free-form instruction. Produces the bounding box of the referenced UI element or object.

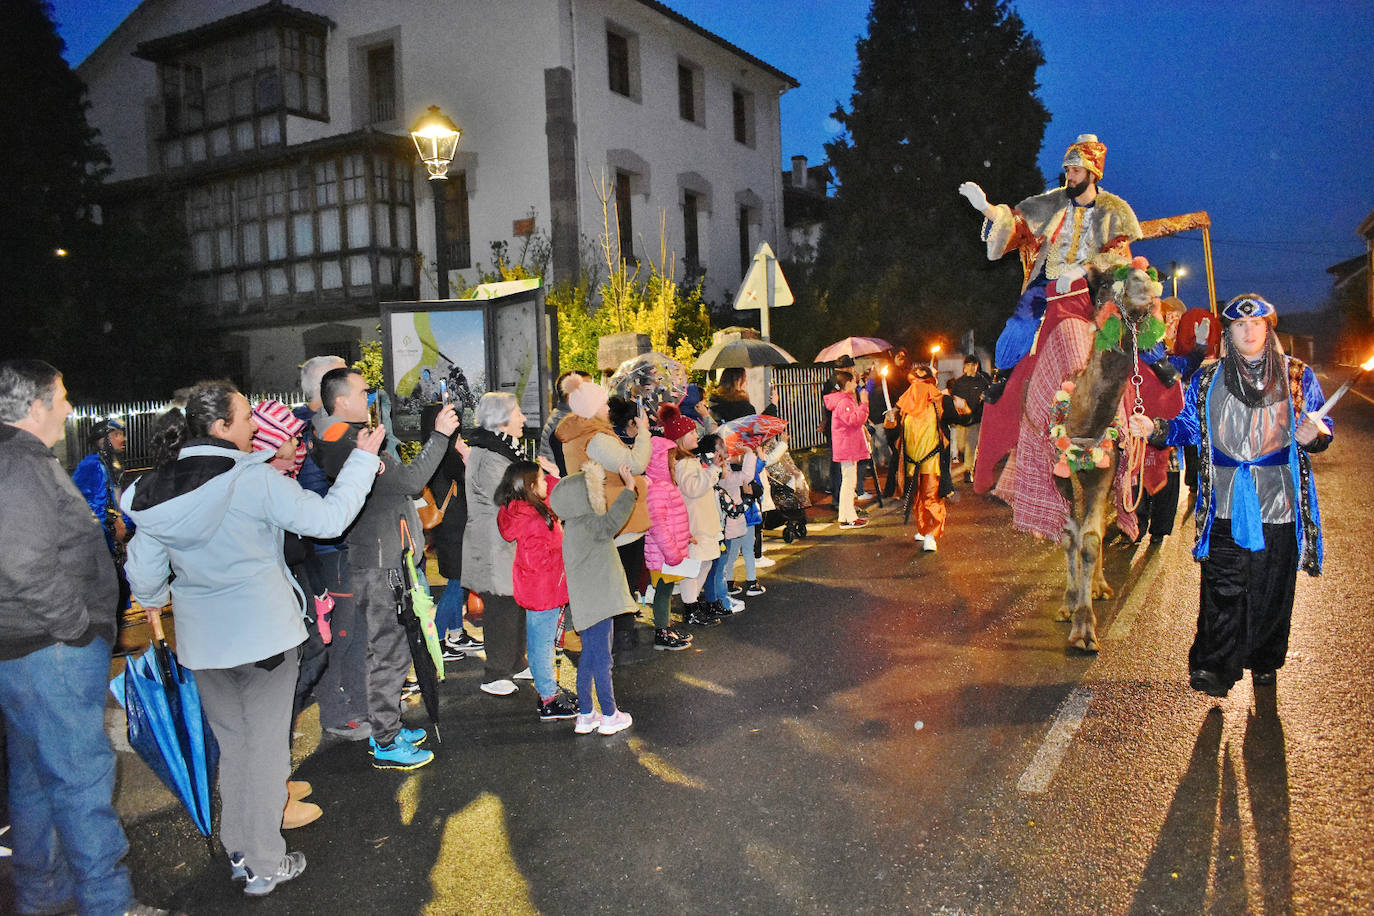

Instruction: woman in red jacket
[496,460,578,722]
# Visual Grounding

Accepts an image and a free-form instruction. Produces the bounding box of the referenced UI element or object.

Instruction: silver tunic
[1209,381,1293,523]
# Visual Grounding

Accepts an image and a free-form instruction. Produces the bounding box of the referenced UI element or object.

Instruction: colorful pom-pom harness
[1048,380,1124,478]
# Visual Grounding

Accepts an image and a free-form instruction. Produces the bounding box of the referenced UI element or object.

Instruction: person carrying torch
[1127,294,1332,698]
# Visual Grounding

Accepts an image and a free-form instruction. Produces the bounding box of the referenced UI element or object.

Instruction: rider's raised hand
[958,181,989,215]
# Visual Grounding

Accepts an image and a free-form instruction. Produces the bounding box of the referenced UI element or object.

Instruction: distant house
[79,0,797,388]
[781,154,830,263]
[1324,207,1374,365]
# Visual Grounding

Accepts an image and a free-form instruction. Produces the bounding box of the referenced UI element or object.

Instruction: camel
[1051,263,1163,652]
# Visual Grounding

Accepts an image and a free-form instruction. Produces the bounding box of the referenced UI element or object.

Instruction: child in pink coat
[823,370,870,529]
[643,416,694,651]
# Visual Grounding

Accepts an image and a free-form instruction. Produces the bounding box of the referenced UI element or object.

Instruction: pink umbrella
[814,336,894,363]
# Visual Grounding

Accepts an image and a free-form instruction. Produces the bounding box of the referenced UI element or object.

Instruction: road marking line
[1017,687,1093,794]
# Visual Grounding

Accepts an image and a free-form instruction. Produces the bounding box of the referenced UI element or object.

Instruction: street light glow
[410,105,462,180]
[54,248,67,257]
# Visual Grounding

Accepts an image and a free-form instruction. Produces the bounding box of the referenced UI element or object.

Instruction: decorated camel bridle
[1048,264,1164,512]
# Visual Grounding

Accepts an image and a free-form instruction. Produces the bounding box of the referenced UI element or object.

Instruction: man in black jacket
[0,360,165,916]
[311,367,458,771]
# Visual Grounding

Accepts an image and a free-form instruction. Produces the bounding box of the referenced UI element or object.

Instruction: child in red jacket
[496,460,578,722]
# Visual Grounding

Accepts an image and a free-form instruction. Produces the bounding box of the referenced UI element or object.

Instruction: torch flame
[1362,355,1374,371]
[881,365,889,377]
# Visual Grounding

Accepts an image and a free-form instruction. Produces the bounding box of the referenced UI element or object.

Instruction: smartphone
[367,394,380,430]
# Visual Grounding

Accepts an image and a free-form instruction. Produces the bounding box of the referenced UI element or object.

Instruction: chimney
[791,155,807,189]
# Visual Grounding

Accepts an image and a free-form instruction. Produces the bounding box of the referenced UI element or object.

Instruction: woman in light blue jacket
[123,381,383,897]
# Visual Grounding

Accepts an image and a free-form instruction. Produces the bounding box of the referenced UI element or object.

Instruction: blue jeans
[525,609,560,701]
[0,638,134,915]
[435,580,466,640]
[702,547,729,604]
[723,532,755,582]
[575,618,616,715]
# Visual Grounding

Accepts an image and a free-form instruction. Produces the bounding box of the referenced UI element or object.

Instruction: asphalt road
[6,373,1373,915]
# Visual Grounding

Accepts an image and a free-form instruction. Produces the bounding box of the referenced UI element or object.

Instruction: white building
[80,0,797,388]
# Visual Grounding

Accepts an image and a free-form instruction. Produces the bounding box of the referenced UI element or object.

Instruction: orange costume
[898,371,947,542]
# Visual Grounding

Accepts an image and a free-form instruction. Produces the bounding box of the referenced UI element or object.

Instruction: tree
[0,0,208,400]
[0,0,109,358]
[816,0,1049,354]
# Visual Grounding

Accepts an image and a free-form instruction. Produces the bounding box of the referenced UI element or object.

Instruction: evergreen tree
[818,0,1050,354]
[0,0,204,399]
[0,0,109,357]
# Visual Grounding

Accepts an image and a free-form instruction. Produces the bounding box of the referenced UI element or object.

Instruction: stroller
[761,451,810,544]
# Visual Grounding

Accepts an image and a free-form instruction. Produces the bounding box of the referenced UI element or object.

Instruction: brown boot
[282,799,322,829]
[286,780,312,802]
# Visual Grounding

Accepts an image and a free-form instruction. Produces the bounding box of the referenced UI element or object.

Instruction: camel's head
[1087,258,1162,323]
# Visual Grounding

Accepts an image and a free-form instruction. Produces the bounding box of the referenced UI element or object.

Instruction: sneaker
[754,555,776,568]
[538,695,579,721]
[397,725,428,747]
[728,597,745,613]
[704,600,733,621]
[727,581,742,596]
[282,799,322,830]
[324,720,372,741]
[597,710,633,736]
[838,518,869,529]
[447,631,484,652]
[574,712,602,734]
[229,851,247,882]
[369,736,434,771]
[441,644,466,662]
[242,851,307,897]
[512,667,534,680]
[684,603,720,627]
[922,534,937,552]
[744,580,766,596]
[654,628,691,651]
[480,679,519,696]
[400,677,421,701]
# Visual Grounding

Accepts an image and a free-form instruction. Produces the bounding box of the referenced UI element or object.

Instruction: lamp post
[410,105,462,299]
[1169,260,1188,299]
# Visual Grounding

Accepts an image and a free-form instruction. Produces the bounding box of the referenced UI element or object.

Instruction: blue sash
[1211,447,1288,551]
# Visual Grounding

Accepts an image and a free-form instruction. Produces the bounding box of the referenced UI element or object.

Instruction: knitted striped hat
[251,399,306,475]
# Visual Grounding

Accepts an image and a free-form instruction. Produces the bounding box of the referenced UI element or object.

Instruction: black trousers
[1192,518,1298,686]
[1135,471,1181,538]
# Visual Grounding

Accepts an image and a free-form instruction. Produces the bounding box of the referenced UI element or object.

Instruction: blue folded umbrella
[111,641,218,836]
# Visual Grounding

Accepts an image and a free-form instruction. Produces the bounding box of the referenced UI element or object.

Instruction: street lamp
[1169,260,1188,299]
[410,105,462,298]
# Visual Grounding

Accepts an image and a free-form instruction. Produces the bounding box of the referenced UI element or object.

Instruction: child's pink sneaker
[597,710,632,736]
[574,712,601,735]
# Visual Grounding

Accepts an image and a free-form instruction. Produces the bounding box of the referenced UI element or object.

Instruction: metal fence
[65,392,304,472]
[771,365,833,451]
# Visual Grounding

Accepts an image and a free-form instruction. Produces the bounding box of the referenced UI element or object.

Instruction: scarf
[468,426,523,462]
[1221,326,1285,409]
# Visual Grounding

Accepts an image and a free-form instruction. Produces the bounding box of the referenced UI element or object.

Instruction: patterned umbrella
[608,353,687,409]
[814,336,894,363]
[719,414,788,457]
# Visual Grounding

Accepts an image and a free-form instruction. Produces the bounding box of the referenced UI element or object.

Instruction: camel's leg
[1068,468,1112,653]
[1058,516,1080,622]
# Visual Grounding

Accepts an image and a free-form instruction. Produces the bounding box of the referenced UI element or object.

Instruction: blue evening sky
[54,0,1374,312]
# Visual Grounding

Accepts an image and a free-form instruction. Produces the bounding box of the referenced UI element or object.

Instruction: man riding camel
[958,134,1182,538]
